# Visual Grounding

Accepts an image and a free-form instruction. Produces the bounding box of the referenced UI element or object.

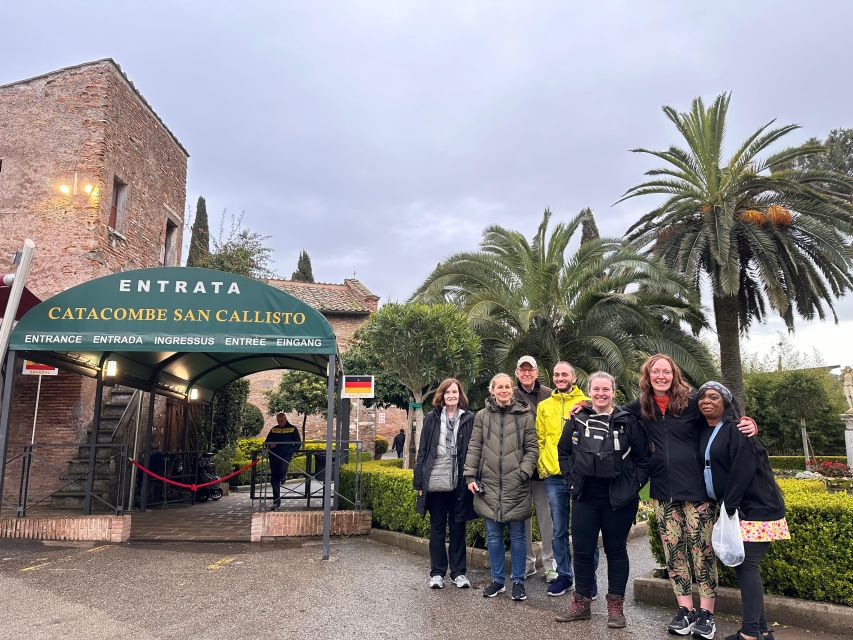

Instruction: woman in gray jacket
[464,373,539,601]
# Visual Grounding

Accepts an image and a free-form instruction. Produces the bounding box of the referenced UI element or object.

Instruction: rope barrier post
[322,354,336,560]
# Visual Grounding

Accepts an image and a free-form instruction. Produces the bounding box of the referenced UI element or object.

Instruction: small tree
[291,250,315,282]
[241,402,265,437]
[358,302,480,468]
[210,379,249,451]
[265,369,328,441]
[186,196,210,267]
[203,210,274,279]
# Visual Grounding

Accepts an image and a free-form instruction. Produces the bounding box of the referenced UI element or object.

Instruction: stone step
[54,477,114,493]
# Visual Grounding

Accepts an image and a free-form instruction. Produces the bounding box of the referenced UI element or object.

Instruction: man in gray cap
[513,355,557,582]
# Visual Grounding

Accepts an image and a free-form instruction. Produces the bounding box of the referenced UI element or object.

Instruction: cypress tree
[291,250,315,282]
[186,196,210,267]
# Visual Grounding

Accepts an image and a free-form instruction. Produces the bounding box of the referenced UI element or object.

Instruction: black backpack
[571,412,627,479]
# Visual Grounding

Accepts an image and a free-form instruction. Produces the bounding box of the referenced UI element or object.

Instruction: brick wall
[250,509,371,541]
[0,514,131,542]
[0,60,187,505]
[0,60,188,300]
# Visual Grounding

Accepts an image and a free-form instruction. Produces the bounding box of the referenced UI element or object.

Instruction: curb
[369,520,649,573]
[633,574,853,636]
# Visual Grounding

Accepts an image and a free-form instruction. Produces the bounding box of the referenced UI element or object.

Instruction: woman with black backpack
[556,371,649,628]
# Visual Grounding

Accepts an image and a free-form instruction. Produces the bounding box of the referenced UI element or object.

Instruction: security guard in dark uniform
[265,411,301,509]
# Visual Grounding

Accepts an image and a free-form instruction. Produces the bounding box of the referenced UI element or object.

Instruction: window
[109,176,128,230]
[163,217,179,266]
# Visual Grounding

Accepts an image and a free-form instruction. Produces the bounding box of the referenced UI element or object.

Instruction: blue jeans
[484,518,527,584]
[544,475,571,578]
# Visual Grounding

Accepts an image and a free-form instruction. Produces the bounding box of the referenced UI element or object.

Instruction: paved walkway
[0,535,845,640]
[130,482,326,541]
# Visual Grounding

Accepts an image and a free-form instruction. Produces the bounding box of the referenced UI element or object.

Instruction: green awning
[9,267,340,400]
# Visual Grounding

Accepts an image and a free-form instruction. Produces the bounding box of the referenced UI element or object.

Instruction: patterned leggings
[653,499,718,598]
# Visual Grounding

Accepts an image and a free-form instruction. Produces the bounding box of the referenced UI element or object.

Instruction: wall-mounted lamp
[83,184,94,195]
[105,360,118,377]
[189,388,199,401]
[58,184,71,195]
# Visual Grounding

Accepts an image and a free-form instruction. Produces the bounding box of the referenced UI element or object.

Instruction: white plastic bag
[712,501,745,567]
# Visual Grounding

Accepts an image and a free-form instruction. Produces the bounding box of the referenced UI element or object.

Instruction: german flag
[344,375,374,397]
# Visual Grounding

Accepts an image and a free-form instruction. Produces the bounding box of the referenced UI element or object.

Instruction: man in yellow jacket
[537,361,596,597]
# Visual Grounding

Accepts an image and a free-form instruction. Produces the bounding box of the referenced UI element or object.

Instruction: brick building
[248,278,409,447]
[0,59,188,499]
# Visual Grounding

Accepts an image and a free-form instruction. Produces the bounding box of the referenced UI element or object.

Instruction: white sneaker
[525,565,537,578]
[430,575,444,589]
[544,568,558,583]
[454,575,471,588]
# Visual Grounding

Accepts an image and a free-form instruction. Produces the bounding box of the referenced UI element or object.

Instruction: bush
[338,461,550,550]
[374,436,389,455]
[241,402,265,437]
[647,478,853,605]
[808,460,852,478]
[769,456,847,471]
[229,438,371,485]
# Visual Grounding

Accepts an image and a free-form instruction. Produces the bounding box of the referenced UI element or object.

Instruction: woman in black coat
[696,381,789,640]
[413,377,477,589]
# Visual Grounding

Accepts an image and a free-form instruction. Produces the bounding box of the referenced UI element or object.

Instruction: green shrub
[769,456,847,471]
[229,438,370,485]
[646,479,853,605]
[338,461,546,550]
[241,402,265,437]
[374,436,389,455]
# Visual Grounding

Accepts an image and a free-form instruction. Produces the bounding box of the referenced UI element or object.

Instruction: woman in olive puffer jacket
[464,373,539,601]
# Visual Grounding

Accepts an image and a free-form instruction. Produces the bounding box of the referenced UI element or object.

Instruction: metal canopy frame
[0,267,345,559]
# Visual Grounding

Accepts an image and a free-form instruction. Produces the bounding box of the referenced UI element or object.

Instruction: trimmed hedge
[338,461,547,549]
[647,478,853,605]
[768,456,847,471]
[230,438,370,485]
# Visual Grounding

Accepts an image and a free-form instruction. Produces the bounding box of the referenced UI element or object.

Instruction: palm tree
[621,93,853,409]
[411,209,716,397]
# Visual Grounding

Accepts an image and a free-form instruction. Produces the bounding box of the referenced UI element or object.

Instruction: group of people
[413,353,790,640]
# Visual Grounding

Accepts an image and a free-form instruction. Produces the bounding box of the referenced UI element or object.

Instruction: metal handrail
[111,388,141,440]
[2,442,129,517]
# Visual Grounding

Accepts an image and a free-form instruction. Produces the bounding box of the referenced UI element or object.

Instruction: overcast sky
[4,1,852,368]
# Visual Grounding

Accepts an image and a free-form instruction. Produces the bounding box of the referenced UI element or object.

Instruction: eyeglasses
[650,369,673,376]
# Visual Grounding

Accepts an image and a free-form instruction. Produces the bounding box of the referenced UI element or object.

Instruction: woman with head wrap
[696,381,789,640]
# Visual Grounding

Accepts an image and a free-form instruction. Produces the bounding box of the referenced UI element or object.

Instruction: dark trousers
[269,455,293,506]
[571,497,639,597]
[734,541,770,637]
[396,449,403,459]
[426,490,467,578]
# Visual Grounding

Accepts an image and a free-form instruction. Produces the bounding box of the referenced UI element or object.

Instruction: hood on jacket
[485,396,530,414]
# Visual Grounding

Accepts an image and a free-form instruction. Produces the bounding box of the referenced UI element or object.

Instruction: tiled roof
[267,278,375,314]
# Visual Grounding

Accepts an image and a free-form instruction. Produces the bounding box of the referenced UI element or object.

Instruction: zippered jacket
[557,406,649,509]
[535,385,590,478]
[700,419,785,521]
[624,395,707,502]
[463,397,539,522]
[514,380,552,414]
[413,408,477,522]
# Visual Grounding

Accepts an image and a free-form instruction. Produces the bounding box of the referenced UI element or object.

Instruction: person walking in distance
[392,429,406,459]
[513,355,557,582]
